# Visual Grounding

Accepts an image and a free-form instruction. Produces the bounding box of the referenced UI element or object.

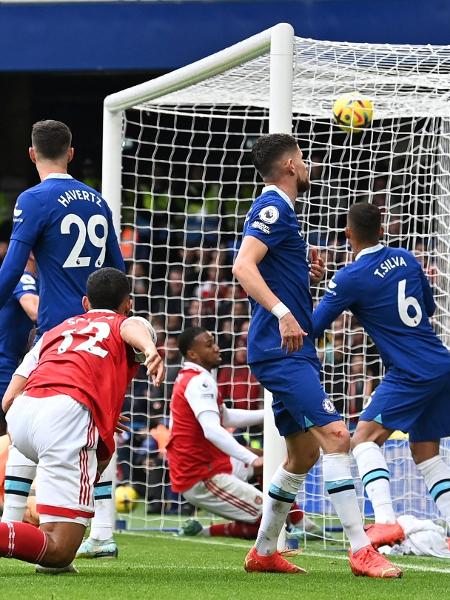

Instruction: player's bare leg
[245,430,318,574]
[311,421,402,578]
[411,440,450,531]
[0,520,85,570]
[351,421,405,548]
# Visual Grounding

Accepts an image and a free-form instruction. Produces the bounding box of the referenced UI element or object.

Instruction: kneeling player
[313,203,450,548]
[167,327,265,539]
[0,268,164,569]
[167,327,318,540]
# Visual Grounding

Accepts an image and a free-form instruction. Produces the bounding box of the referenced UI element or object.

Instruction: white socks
[2,463,36,523]
[417,455,450,528]
[255,465,306,556]
[89,461,115,542]
[323,453,370,553]
[353,441,396,524]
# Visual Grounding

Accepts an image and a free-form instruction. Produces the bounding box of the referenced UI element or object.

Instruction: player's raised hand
[144,347,165,386]
[279,312,308,353]
[309,247,325,284]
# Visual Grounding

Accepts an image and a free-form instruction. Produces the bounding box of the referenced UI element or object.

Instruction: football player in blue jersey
[0,121,123,564]
[0,255,38,435]
[0,120,124,334]
[233,134,400,578]
[313,202,450,549]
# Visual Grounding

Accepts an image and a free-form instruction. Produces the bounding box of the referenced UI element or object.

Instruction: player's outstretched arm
[197,410,261,466]
[120,316,165,386]
[419,265,436,317]
[221,405,264,428]
[313,270,355,338]
[0,240,32,311]
[233,236,307,353]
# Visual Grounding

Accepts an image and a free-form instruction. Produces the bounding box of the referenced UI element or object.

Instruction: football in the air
[115,485,139,513]
[332,94,374,133]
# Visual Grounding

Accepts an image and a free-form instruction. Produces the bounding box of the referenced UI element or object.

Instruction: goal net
[105,28,450,542]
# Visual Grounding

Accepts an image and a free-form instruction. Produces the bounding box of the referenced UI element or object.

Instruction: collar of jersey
[87,309,116,313]
[261,185,294,211]
[182,360,211,374]
[44,173,73,180]
[355,243,384,260]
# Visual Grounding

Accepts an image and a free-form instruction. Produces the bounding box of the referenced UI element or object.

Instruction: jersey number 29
[61,214,108,268]
[398,279,422,327]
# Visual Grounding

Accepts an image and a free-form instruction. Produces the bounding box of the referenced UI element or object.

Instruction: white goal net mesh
[116,36,450,542]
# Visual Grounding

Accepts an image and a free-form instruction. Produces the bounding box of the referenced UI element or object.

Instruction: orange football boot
[364,522,405,549]
[349,544,402,578]
[244,547,306,574]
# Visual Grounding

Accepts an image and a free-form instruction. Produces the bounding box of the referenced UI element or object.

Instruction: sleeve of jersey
[104,204,125,272]
[197,411,257,465]
[0,240,33,310]
[10,191,45,246]
[313,269,356,339]
[419,265,436,317]
[14,337,43,378]
[184,372,220,417]
[12,273,38,302]
[243,199,290,249]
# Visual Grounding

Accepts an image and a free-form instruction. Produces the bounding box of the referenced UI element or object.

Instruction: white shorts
[6,394,98,526]
[183,472,263,524]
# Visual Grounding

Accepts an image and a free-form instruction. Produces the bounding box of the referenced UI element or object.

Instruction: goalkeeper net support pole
[102,23,450,545]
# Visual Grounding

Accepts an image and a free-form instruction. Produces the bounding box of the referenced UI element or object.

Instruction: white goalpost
[102,23,450,544]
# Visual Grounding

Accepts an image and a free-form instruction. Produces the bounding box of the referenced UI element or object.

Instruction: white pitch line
[121,531,450,574]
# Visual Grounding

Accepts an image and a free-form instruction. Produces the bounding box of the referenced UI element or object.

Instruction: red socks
[288,502,304,527]
[209,520,260,539]
[0,522,48,563]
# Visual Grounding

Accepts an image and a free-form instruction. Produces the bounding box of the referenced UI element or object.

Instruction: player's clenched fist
[144,347,165,385]
[279,312,308,353]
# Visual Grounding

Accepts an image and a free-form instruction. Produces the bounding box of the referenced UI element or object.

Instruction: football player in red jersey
[167,327,309,540]
[0,267,164,570]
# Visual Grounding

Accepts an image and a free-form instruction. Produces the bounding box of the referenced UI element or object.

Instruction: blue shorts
[250,356,341,438]
[360,369,450,442]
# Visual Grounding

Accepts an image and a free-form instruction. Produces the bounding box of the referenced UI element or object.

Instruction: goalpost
[102,24,450,543]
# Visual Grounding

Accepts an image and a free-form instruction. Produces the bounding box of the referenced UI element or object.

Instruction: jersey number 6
[61,213,108,269]
[397,279,422,327]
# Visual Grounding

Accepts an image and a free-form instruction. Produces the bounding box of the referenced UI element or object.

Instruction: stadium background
[0,0,450,536]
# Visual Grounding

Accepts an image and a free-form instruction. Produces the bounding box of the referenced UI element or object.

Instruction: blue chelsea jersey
[11,175,122,334]
[313,244,450,381]
[0,271,38,389]
[242,186,318,365]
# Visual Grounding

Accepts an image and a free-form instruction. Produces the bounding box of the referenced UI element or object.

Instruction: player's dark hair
[178,327,207,358]
[348,202,382,243]
[87,268,130,311]
[31,120,72,160]
[251,133,299,179]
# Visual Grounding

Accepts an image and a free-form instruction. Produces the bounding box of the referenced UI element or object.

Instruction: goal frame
[102,22,295,545]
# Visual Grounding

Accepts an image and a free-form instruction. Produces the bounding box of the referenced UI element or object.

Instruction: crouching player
[0,268,164,569]
[167,328,309,540]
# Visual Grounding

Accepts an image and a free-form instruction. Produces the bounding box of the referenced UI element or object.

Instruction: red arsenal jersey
[166,366,232,493]
[25,310,139,458]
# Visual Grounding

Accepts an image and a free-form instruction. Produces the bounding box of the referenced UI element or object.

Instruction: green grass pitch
[1,533,450,599]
